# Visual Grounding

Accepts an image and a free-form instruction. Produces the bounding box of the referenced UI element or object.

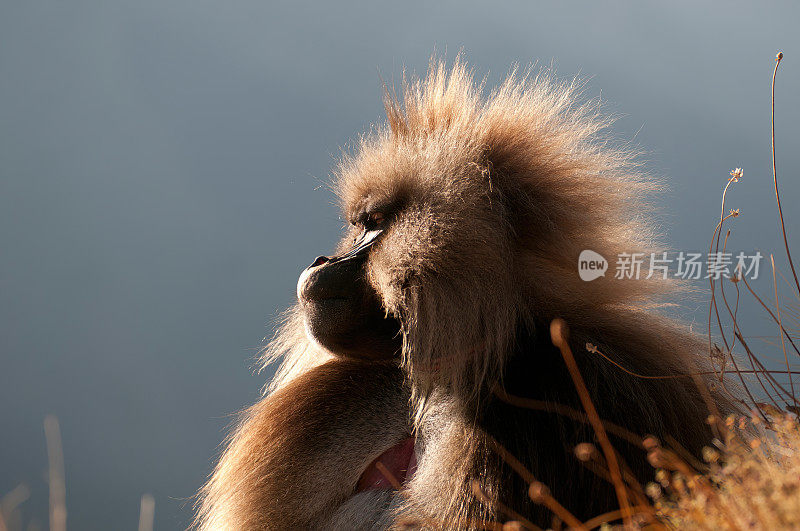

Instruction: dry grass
[0,416,155,531]
[642,50,800,531]
[650,411,800,530]
[493,320,800,530]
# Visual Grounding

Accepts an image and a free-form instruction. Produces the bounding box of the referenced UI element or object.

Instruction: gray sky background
[2,1,799,529]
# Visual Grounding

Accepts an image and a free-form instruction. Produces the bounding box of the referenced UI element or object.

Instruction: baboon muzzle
[297,228,400,360]
[298,229,383,302]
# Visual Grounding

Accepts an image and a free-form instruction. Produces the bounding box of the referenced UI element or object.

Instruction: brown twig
[44,415,66,531]
[772,255,797,409]
[719,274,782,414]
[138,493,155,531]
[374,462,403,490]
[470,481,541,531]
[527,482,587,531]
[586,342,800,379]
[740,274,800,359]
[549,319,633,526]
[574,443,651,508]
[493,388,643,448]
[708,177,740,372]
[771,52,800,297]
[486,435,536,485]
[721,263,781,414]
[581,505,658,530]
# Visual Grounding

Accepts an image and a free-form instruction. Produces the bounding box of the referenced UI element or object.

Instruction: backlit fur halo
[329,58,700,411]
[260,58,711,417]
[198,57,725,530]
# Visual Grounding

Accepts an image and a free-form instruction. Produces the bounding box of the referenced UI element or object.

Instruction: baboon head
[296,60,673,400]
[196,59,724,530]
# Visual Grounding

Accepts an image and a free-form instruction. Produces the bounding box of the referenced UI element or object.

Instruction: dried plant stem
[484,435,577,530]
[733,328,794,400]
[486,435,536,485]
[527,482,586,531]
[664,434,707,473]
[587,343,800,379]
[576,452,651,509]
[776,268,800,301]
[771,52,800,297]
[704,172,789,414]
[138,493,155,531]
[708,181,739,370]
[493,388,643,447]
[470,480,541,531]
[740,274,800,358]
[44,415,66,531]
[374,462,403,490]
[549,319,633,526]
[581,506,656,530]
[771,255,796,409]
[718,277,782,414]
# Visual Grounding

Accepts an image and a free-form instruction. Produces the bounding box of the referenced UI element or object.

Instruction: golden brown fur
[197,360,408,529]
[195,58,729,529]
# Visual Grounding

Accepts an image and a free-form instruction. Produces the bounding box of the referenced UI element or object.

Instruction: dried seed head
[647,449,665,468]
[528,481,550,502]
[702,446,720,463]
[643,435,661,450]
[646,482,663,500]
[574,442,596,462]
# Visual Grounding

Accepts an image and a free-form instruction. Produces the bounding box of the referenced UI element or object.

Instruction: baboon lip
[355,437,416,493]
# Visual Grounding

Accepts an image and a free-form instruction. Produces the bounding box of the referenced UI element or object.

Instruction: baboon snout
[296,237,401,360]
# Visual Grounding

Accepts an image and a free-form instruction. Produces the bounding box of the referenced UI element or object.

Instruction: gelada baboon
[195,59,728,529]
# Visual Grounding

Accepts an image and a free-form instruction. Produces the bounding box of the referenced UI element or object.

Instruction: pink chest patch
[356,437,417,492]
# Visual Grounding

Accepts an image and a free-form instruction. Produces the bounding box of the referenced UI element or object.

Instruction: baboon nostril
[310,256,330,268]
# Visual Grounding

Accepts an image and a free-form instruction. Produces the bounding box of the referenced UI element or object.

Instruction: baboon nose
[309,255,329,268]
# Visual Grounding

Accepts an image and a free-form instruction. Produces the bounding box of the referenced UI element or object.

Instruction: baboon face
[298,147,514,365]
[297,219,403,360]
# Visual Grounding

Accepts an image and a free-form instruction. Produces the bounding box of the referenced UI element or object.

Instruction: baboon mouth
[355,437,417,492]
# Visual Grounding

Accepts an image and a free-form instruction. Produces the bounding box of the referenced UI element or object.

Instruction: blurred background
[1,1,799,529]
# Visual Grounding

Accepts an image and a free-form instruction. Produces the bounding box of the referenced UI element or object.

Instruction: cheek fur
[366,214,438,315]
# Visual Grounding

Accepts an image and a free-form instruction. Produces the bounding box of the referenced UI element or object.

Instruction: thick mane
[379,58,669,314]
[332,59,714,412]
